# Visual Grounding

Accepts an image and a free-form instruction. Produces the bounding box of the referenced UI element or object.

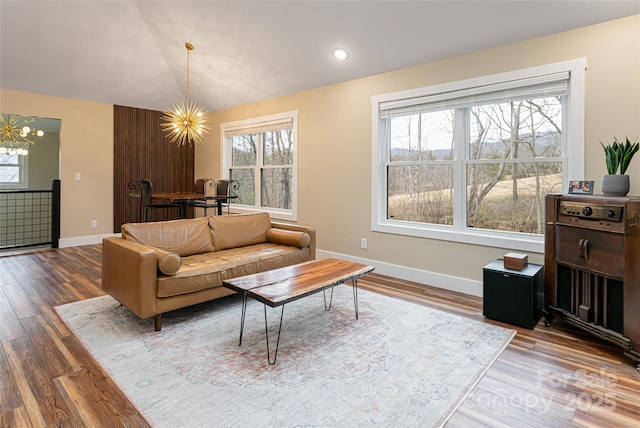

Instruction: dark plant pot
[601,174,630,196]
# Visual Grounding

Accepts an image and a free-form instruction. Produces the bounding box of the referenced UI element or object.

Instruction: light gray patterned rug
[55,286,515,427]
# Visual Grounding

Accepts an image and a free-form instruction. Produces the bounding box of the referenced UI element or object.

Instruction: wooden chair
[132,179,179,222]
[191,178,218,216]
[214,179,239,215]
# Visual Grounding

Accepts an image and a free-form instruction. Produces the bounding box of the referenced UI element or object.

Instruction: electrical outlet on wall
[361,238,367,249]
[91,220,98,229]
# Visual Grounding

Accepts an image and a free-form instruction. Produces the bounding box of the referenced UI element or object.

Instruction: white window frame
[0,153,29,190]
[221,110,298,221]
[371,59,586,253]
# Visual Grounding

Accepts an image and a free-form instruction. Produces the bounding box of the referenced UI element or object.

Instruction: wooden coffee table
[223,258,374,364]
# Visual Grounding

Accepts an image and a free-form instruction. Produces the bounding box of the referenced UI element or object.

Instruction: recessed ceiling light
[333,48,349,61]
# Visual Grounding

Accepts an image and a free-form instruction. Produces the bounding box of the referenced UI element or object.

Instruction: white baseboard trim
[317,249,483,297]
[59,233,120,248]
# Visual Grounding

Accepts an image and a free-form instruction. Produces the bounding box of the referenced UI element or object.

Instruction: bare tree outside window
[222,111,297,220]
[467,97,563,233]
[385,96,563,234]
[261,130,293,209]
[387,110,455,225]
[229,129,293,210]
[230,134,257,205]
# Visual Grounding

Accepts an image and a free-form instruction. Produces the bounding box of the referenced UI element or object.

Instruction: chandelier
[0,114,44,156]
[161,42,211,147]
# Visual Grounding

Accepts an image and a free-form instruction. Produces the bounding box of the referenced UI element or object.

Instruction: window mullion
[453,108,468,229]
[256,133,264,208]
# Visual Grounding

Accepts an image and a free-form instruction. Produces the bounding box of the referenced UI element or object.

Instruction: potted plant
[600,136,639,196]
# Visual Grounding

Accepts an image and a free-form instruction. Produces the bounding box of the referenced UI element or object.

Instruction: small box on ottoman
[504,252,528,271]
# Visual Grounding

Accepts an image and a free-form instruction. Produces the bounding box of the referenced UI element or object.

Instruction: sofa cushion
[218,243,310,280]
[208,212,271,251]
[266,228,310,248]
[156,243,310,297]
[122,217,215,256]
[156,252,232,297]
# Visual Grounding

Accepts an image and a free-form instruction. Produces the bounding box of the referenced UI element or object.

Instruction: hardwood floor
[1,245,639,427]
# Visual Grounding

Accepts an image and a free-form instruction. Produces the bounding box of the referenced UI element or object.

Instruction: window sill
[372,220,544,254]
[228,205,297,222]
[0,184,28,190]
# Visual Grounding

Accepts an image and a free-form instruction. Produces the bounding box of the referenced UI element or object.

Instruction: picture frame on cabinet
[568,180,594,194]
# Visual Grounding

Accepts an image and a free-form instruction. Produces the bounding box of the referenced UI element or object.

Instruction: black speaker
[483,260,544,329]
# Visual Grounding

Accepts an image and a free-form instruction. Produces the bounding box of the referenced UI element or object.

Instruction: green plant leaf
[619,136,640,174]
[603,137,639,174]
[601,141,618,174]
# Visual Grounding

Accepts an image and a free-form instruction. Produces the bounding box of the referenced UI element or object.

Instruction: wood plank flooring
[1,245,639,427]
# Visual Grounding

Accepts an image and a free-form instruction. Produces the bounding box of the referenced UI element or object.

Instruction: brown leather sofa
[101,212,315,331]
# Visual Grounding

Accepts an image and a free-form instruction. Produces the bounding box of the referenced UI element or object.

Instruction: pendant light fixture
[161,42,211,146]
[0,114,45,156]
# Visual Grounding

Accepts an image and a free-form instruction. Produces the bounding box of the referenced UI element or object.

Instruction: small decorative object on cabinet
[545,193,640,371]
[483,260,544,329]
[503,252,528,271]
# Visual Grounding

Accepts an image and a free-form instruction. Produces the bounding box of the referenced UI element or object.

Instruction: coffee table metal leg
[239,292,248,346]
[264,304,285,365]
[353,278,359,319]
[323,285,335,311]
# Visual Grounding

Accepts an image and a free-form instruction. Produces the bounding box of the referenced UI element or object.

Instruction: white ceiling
[1,1,639,113]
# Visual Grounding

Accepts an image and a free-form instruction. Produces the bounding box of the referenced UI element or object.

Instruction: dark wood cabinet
[545,193,640,368]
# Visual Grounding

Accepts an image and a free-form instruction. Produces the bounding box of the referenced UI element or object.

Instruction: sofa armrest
[270,221,316,260]
[101,237,159,319]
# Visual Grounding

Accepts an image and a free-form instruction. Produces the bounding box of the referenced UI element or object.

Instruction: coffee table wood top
[223,258,374,307]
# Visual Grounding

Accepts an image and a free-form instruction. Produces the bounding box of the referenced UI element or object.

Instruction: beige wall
[1,16,638,293]
[196,15,640,292]
[0,89,114,242]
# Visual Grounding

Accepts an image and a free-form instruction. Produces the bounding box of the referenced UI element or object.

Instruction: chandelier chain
[185,42,192,105]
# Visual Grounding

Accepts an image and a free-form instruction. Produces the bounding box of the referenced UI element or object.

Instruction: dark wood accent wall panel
[113,105,194,232]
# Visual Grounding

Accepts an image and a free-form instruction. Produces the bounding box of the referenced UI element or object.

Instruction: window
[221,111,298,221]
[372,59,586,252]
[0,151,28,189]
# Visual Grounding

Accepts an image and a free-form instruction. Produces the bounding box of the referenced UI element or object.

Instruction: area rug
[55,286,515,427]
